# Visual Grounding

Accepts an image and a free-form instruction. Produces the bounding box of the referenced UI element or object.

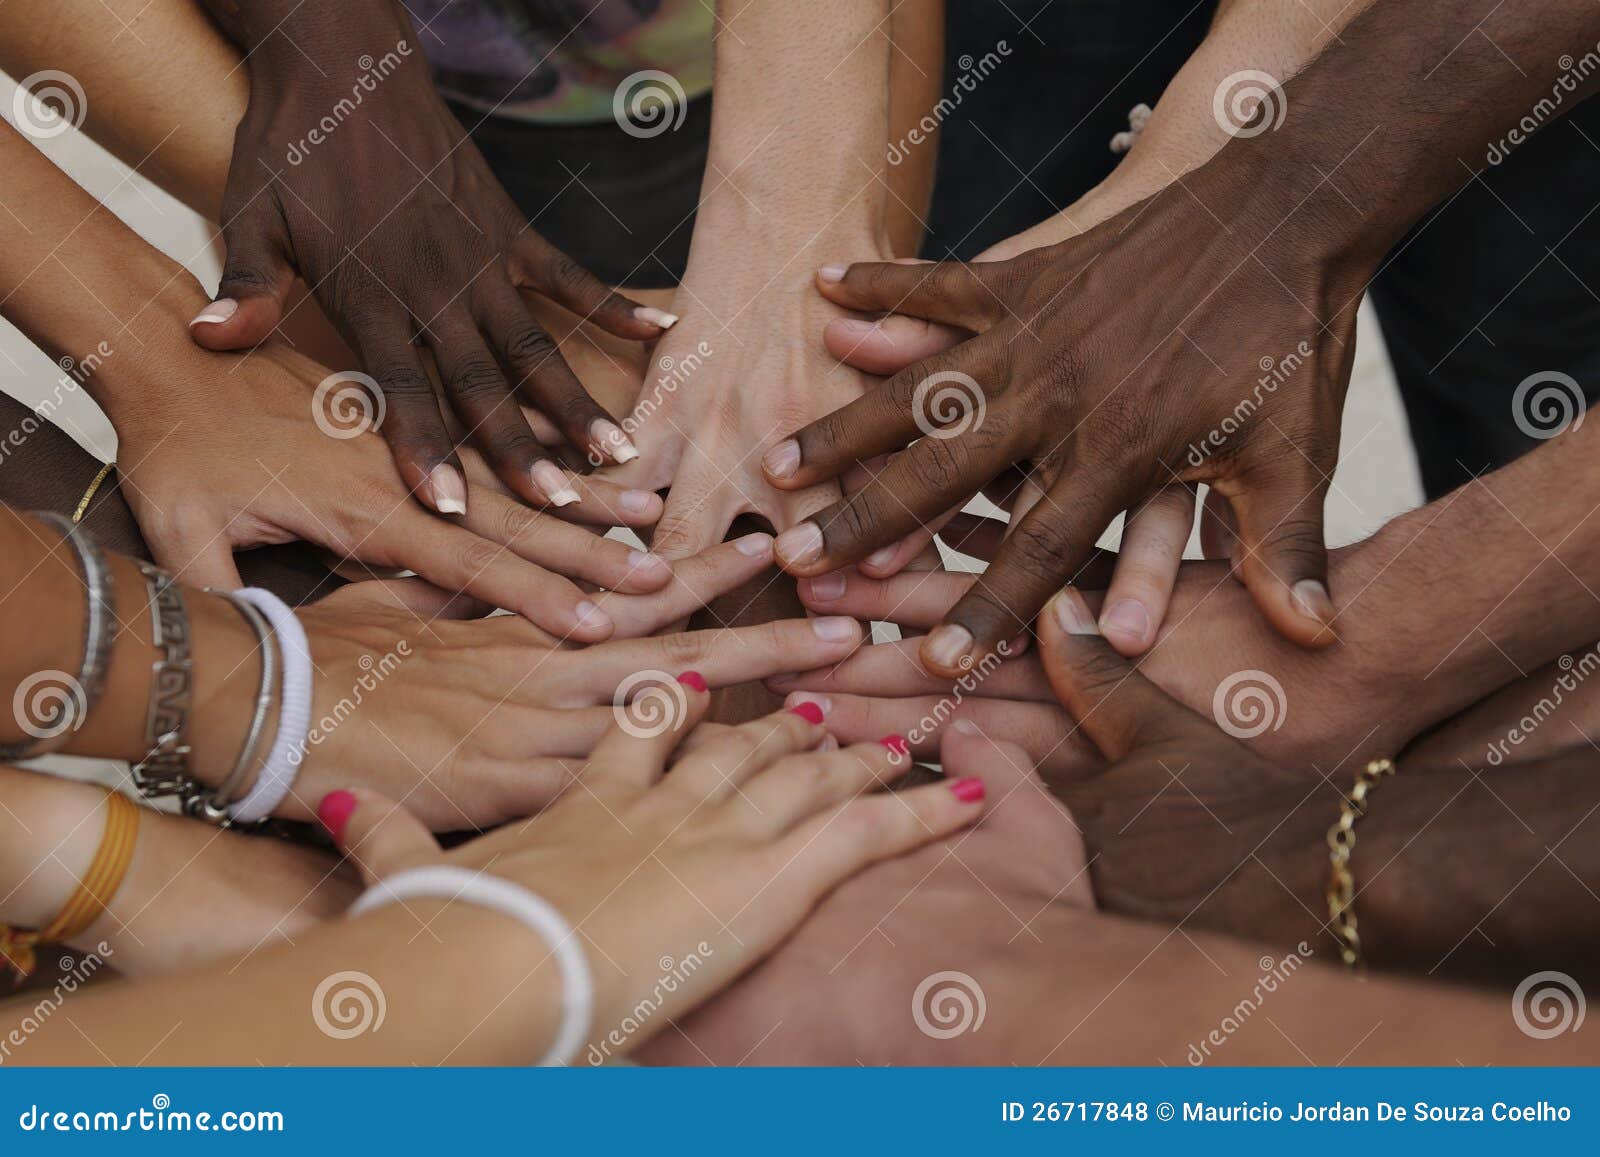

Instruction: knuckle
[503,324,560,369]
[456,535,506,576]
[654,629,714,670]
[908,436,966,494]
[448,358,509,401]
[1005,518,1075,581]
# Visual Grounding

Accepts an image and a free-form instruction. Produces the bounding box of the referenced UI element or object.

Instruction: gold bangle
[0,789,140,984]
[71,461,116,525]
[1326,756,1396,969]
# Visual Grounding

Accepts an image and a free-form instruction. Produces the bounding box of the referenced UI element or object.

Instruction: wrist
[0,770,106,929]
[90,272,214,428]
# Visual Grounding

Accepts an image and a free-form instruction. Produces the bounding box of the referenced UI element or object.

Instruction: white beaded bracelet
[228,588,313,823]
[349,865,593,1067]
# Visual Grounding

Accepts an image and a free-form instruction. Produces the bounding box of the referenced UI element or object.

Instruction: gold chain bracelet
[1326,756,1396,969]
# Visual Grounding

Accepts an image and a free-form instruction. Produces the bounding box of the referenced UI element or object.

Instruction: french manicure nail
[948,776,986,803]
[677,670,708,692]
[189,298,238,327]
[1051,589,1099,636]
[817,264,848,284]
[635,306,679,329]
[1292,579,1335,624]
[775,522,824,567]
[619,489,657,515]
[1100,599,1150,642]
[763,439,801,480]
[590,419,638,463]
[532,460,580,507]
[879,734,909,755]
[423,463,467,516]
[317,790,358,843]
[924,624,974,670]
[789,701,825,725]
[862,545,898,571]
[734,532,773,558]
[804,572,847,602]
[811,615,857,642]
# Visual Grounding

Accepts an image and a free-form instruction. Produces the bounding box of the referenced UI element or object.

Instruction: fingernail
[189,298,238,327]
[789,701,825,725]
[763,439,801,480]
[635,306,679,330]
[1292,579,1335,624]
[862,545,898,571]
[1051,589,1099,636]
[786,692,831,716]
[590,419,638,464]
[819,734,840,752]
[575,600,612,631]
[1100,599,1150,642]
[734,532,773,558]
[532,460,581,507]
[775,522,824,567]
[677,670,708,692]
[423,463,467,516]
[948,776,986,803]
[619,489,658,515]
[628,550,669,577]
[803,572,847,602]
[317,790,358,843]
[832,318,877,339]
[817,264,848,284]
[924,623,974,670]
[811,615,857,642]
[879,734,908,755]
[951,718,980,736]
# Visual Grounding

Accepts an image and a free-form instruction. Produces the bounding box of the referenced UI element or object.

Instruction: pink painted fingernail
[817,265,848,284]
[789,701,825,725]
[775,522,824,567]
[803,572,847,602]
[879,734,908,755]
[677,671,708,692]
[948,777,986,803]
[189,298,238,327]
[764,439,801,479]
[317,790,358,843]
[785,692,831,716]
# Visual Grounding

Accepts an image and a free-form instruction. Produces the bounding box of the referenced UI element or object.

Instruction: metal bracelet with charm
[128,561,201,807]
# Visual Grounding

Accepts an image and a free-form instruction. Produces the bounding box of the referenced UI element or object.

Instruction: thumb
[318,788,439,888]
[1037,587,1213,761]
[190,200,295,350]
[822,313,965,375]
[1227,463,1336,648]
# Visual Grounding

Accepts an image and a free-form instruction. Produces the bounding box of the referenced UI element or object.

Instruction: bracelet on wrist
[189,594,279,827]
[1326,757,1397,969]
[127,561,202,810]
[226,588,312,824]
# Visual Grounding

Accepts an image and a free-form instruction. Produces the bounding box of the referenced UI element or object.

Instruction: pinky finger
[781,776,985,886]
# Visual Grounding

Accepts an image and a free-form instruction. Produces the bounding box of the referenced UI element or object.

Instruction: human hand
[286,552,872,830]
[322,694,987,1062]
[765,160,1370,675]
[191,0,670,507]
